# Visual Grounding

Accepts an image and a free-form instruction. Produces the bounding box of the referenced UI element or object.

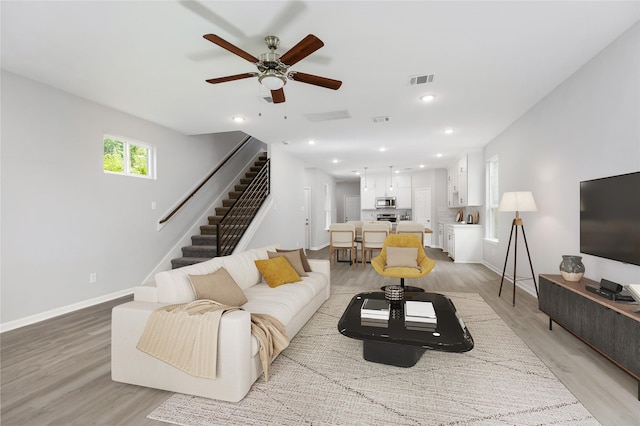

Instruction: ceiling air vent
[304,110,351,122]
[408,74,435,86]
[372,116,390,124]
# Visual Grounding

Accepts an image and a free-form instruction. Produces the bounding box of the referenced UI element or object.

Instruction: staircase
[170,154,270,269]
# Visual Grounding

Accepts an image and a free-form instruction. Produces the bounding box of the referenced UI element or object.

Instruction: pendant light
[389,166,393,191]
[363,167,368,192]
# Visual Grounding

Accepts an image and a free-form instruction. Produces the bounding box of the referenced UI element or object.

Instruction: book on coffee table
[405,301,437,324]
[361,299,390,320]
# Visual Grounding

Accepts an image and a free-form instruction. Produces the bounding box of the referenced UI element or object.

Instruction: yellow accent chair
[371,234,436,292]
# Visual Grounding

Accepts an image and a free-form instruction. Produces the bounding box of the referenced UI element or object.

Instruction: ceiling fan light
[259,70,286,90]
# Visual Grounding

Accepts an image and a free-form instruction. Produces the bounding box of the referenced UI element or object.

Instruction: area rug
[148,290,599,425]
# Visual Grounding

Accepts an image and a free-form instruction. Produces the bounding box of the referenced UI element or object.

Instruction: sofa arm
[308,258,330,278]
[112,301,256,402]
[134,282,158,302]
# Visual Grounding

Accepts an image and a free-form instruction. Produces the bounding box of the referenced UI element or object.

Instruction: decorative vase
[559,255,585,282]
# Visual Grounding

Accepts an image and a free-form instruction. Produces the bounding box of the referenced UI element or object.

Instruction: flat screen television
[580,171,640,266]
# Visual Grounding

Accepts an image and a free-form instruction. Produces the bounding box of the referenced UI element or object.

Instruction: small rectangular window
[104,135,155,179]
[486,155,499,240]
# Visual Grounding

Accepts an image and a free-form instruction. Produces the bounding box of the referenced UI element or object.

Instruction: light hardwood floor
[2,247,639,425]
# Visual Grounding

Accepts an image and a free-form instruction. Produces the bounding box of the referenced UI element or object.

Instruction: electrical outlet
[151,201,157,210]
[89,273,97,283]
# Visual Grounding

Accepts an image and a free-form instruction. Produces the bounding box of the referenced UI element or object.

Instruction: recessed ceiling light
[436,153,443,158]
[308,140,315,145]
[232,116,245,123]
[379,147,387,152]
[443,128,454,135]
[332,159,338,164]
[419,164,425,168]
[420,94,436,102]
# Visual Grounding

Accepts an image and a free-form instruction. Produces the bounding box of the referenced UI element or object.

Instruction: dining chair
[329,223,357,268]
[396,221,425,246]
[360,222,389,270]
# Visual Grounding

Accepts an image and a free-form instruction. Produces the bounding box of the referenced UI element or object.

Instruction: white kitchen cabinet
[364,173,411,205]
[439,223,446,251]
[447,151,483,207]
[445,224,483,263]
[394,175,411,208]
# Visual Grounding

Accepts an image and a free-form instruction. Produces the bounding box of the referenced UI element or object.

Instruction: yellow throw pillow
[188,267,248,306]
[385,246,419,269]
[255,256,302,288]
[268,250,308,277]
[276,248,312,272]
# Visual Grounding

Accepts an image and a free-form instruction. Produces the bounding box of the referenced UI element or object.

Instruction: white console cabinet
[446,224,483,263]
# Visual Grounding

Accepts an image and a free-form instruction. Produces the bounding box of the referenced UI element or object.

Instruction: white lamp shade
[498,191,537,212]
[259,71,286,90]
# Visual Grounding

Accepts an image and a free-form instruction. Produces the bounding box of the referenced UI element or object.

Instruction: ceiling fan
[203,33,342,103]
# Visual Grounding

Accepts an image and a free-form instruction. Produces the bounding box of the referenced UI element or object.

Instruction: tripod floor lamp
[498,191,539,306]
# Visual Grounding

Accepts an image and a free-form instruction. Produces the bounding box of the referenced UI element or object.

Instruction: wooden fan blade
[206,73,258,84]
[203,34,258,63]
[271,88,286,103]
[289,72,342,90]
[279,34,324,66]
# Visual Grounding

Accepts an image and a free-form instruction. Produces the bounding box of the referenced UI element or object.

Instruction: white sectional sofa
[111,244,330,402]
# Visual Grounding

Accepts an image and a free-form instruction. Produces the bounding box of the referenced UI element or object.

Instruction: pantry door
[414,188,432,246]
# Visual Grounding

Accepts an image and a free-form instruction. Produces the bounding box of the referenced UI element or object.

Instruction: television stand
[539,274,640,400]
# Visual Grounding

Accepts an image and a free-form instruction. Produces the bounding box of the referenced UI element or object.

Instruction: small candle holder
[385,285,404,303]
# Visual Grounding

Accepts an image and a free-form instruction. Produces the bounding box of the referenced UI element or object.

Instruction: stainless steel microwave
[375,197,396,209]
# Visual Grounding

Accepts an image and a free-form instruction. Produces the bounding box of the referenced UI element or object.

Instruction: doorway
[304,187,311,250]
[344,195,361,222]
[414,188,432,246]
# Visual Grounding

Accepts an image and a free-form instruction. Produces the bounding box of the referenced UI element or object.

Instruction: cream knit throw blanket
[136,300,289,381]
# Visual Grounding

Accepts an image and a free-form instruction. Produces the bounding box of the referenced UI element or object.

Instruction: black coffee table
[337,292,474,367]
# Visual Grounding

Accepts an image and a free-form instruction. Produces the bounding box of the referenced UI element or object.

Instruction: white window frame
[103,134,156,179]
[486,155,499,242]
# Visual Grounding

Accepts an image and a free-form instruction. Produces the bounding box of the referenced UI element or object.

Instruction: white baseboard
[0,288,134,333]
[482,261,538,297]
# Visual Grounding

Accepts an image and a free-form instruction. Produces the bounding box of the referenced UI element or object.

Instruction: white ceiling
[2,1,639,181]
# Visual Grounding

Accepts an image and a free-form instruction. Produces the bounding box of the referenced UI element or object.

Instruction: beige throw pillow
[276,248,312,272]
[188,267,248,306]
[385,246,419,269]
[268,250,308,277]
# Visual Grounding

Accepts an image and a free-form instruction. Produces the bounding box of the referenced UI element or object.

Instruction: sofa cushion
[242,274,326,325]
[254,256,302,288]
[155,245,279,303]
[188,267,248,306]
[218,245,279,290]
[276,248,312,272]
[268,250,308,277]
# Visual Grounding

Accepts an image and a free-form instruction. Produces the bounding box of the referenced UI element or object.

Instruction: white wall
[0,71,246,326]
[246,143,306,250]
[483,23,640,293]
[304,168,336,250]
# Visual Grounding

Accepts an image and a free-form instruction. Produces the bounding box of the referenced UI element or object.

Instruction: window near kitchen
[486,155,499,241]
[324,183,331,229]
[103,135,155,179]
